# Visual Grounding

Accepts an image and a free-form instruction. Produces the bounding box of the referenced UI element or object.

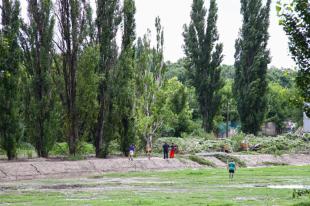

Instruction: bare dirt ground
[0,157,201,182]
[1,154,310,182]
[233,154,310,167]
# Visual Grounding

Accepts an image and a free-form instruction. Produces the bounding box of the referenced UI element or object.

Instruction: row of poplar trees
[183,0,271,135]
[0,0,276,160]
[0,0,165,160]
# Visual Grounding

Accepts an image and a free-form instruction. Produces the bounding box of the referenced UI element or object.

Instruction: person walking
[129,144,135,161]
[227,161,236,180]
[163,142,169,159]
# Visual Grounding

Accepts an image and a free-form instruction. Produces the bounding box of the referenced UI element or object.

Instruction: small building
[261,122,277,136]
[304,103,310,133]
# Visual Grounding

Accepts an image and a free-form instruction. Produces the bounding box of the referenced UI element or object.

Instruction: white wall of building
[304,112,310,133]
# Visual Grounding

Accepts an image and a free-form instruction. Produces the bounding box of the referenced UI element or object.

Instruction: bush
[182,128,216,140]
[18,142,35,150]
[50,142,69,156]
[230,133,246,152]
[50,142,95,157]
[213,154,246,167]
[292,189,310,199]
[189,155,216,167]
[262,162,288,166]
[155,133,310,155]
[76,142,95,155]
[65,155,86,161]
[17,142,36,158]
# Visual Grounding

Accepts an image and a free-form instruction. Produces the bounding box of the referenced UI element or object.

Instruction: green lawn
[1,166,310,206]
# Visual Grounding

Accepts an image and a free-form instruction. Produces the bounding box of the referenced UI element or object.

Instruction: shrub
[230,133,246,152]
[292,189,310,199]
[18,142,35,150]
[262,162,288,166]
[50,142,95,157]
[50,142,69,156]
[213,154,246,167]
[27,150,33,159]
[76,142,95,155]
[65,155,86,161]
[189,155,216,167]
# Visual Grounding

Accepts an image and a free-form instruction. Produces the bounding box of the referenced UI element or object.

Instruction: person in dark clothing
[163,142,169,159]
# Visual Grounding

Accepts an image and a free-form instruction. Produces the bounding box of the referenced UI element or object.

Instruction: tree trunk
[226,101,229,138]
[203,111,213,133]
[68,113,78,156]
[95,84,105,157]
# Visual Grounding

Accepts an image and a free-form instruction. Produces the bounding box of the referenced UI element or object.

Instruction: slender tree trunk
[226,102,229,138]
[122,117,129,156]
[95,83,105,157]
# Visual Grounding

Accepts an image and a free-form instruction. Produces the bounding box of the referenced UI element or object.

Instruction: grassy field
[1,166,310,206]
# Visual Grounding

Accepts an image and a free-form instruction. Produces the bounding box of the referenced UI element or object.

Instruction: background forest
[0,0,308,160]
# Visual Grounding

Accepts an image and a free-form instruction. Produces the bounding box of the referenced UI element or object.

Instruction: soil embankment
[0,157,201,181]
[1,154,310,181]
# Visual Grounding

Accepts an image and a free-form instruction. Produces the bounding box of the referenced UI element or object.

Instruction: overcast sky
[19,0,296,68]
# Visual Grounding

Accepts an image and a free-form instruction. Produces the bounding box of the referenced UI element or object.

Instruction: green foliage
[293,189,310,199]
[50,142,69,156]
[50,142,95,156]
[77,142,95,155]
[230,133,245,152]
[277,0,310,116]
[155,136,225,154]
[95,0,122,157]
[247,134,310,154]
[21,0,57,157]
[0,0,21,160]
[213,154,246,167]
[160,78,194,137]
[218,80,238,136]
[266,83,291,130]
[77,46,100,142]
[233,0,271,135]
[267,67,296,88]
[265,82,303,129]
[135,18,165,151]
[262,162,288,166]
[165,59,190,85]
[189,155,216,167]
[220,65,235,80]
[183,0,224,132]
[114,0,136,156]
[155,133,310,155]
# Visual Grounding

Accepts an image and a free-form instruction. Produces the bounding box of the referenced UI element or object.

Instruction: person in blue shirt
[227,161,236,180]
[129,144,135,161]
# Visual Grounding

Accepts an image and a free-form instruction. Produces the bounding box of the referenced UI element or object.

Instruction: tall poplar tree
[116,0,136,156]
[0,0,21,160]
[21,0,56,157]
[183,0,224,132]
[96,0,121,157]
[55,0,89,155]
[233,0,271,135]
[135,17,165,152]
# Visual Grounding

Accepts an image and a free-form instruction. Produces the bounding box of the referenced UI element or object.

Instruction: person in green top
[227,161,236,180]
